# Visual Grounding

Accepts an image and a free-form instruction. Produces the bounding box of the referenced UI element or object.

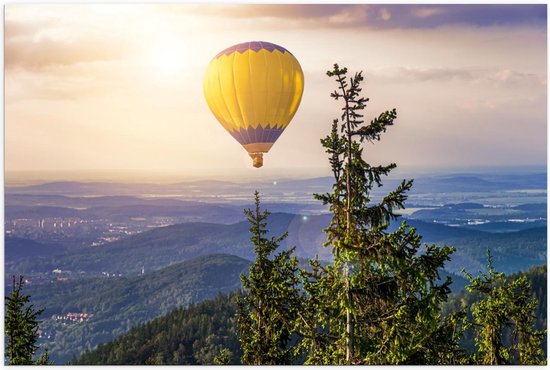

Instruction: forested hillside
[73,265,546,365]
[29,254,249,364]
[73,293,241,365]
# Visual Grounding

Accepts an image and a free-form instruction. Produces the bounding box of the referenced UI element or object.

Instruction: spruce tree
[463,250,546,365]
[5,275,49,365]
[508,276,546,365]
[299,64,457,364]
[213,348,232,365]
[236,191,302,365]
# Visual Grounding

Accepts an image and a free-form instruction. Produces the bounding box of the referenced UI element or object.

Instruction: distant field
[505,189,547,194]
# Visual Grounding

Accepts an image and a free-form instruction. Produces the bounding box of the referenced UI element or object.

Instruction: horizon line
[4,164,547,186]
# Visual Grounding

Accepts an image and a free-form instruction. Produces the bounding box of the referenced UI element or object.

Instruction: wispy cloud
[5,63,125,102]
[183,4,369,28]
[412,7,445,19]
[5,6,138,70]
[5,36,129,70]
[187,4,546,29]
[368,67,546,87]
[378,8,392,22]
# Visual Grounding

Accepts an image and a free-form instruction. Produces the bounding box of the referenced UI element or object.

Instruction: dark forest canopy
[72,265,546,365]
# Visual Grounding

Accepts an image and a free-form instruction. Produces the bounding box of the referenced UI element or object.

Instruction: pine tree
[5,275,50,365]
[507,275,546,364]
[236,191,302,365]
[463,250,546,365]
[213,348,232,365]
[299,64,458,364]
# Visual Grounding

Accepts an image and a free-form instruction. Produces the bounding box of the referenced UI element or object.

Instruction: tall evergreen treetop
[5,275,49,365]
[463,250,546,365]
[317,64,409,258]
[300,64,457,365]
[236,191,302,365]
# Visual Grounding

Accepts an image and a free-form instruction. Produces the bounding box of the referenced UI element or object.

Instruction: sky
[4,4,547,181]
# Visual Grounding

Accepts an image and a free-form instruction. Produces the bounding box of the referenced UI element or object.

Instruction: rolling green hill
[28,254,250,364]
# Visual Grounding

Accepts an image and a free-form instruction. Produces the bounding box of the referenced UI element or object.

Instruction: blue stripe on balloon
[215,41,291,59]
[267,128,275,143]
[233,130,245,145]
[230,125,285,145]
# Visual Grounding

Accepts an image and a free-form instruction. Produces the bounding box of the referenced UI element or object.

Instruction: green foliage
[463,251,546,365]
[73,293,241,365]
[237,191,302,365]
[300,64,458,365]
[5,275,50,365]
[213,348,232,365]
[511,265,547,333]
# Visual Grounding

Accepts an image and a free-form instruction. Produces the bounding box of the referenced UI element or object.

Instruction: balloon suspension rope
[250,153,264,168]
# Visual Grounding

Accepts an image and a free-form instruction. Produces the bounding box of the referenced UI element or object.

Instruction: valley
[4,171,547,364]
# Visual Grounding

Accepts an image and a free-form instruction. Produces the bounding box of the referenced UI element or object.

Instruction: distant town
[6,215,191,250]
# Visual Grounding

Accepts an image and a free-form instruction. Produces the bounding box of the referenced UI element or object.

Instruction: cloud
[367,67,546,87]
[404,4,546,28]
[412,7,445,19]
[5,36,130,70]
[186,4,546,29]
[183,4,352,20]
[378,8,392,22]
[5,63,121,101]
[184,4,370,28]
[6,4,544,73]
[369,4,546,29]
[5,8,135,70]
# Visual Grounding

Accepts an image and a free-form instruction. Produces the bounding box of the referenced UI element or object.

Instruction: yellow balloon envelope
[203,41,304,168]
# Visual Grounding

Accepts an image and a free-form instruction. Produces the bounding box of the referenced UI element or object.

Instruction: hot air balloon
[203,41,304,168]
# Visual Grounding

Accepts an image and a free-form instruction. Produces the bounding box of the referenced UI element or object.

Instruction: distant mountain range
[6,172,546,197]
[5,198,245,224]
[410,173,547,192]
[6,212,318,274]
[7,213,545,276]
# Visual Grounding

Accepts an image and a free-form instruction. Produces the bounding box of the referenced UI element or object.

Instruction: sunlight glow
[149,39,187,77]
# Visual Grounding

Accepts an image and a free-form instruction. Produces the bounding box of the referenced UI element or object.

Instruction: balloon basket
[250,153,264,168]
